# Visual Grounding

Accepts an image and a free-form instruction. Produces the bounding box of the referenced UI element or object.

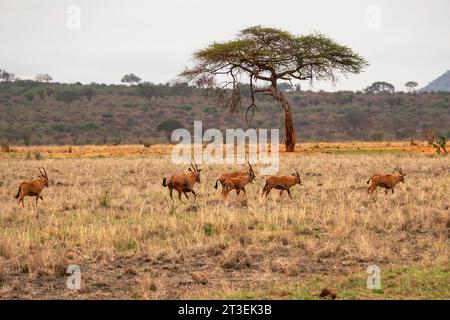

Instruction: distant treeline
[0,81,449,146]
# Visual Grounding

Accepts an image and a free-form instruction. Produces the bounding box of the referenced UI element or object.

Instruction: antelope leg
[287,189,293,199]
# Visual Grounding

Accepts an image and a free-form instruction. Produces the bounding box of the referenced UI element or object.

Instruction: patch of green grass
[216,264,449,300]
[325,149,405,155]
[113,238,138,252]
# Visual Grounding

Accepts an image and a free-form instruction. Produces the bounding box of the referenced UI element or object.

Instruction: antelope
[367,166,406,195]
[162,160,201,201]
[214,162,255,190]
[221,163,256,200]
[14,168,49,207]
[261,170,302,199]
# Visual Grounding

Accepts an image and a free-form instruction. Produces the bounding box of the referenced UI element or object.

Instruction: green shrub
[51,123,66,132]
[55,88,82,104]
[156,119,183,132]
[203,223,213,237]
[24,91,34,101]
[99,189,110,208]
[203,106,217,114]
[34,151,42,160]
[179,104,192,111]
[122,101,135,108]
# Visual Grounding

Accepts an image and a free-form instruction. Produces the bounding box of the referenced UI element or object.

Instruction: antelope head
[38,167,49,187]
[395,166,406,183]
[247,162,256,182]
[188,159,202,183]
[293,169,302,185]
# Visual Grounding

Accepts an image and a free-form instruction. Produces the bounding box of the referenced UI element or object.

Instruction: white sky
[1,0,449,91]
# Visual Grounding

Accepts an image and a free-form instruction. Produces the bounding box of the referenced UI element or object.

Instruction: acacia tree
[405,81,418,93]
[364,81,395,94]
[35,73,53,83]
[180,26,367,151]
[121,73,142,86]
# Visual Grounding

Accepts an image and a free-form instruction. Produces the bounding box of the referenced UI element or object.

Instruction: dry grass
[0,141,436,159]
[0,146,448,299]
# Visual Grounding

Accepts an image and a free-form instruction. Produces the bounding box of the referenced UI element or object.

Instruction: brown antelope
[162,160,201,201]
[221,163,256,200]
[367,166,406,195]
[261,170,302,199]
[214,162,255,190]
[14,168,49,207]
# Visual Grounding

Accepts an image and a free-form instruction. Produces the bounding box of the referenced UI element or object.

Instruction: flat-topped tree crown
[180,26,368,152]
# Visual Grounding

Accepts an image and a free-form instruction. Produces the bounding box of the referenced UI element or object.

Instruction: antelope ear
[198,169,202,172]
[188,168,192,172]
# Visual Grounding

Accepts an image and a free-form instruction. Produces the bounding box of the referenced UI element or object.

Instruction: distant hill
[421,70,450,92]
[0,81,449,145]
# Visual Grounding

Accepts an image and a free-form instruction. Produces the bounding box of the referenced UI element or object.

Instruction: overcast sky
[1,0,449,91]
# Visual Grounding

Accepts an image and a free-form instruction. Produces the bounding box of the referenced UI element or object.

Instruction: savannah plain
[0,142,448,299]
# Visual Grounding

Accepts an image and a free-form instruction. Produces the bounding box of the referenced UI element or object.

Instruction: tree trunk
[283,106,296,152]
[271,86,296,152]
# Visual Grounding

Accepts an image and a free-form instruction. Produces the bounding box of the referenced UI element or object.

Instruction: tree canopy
[0,69,15,82]
[405,81,418,93]
[35,73,53,83]
[180,26,368,151]
[121,73,142,86]
[364,81,395,94]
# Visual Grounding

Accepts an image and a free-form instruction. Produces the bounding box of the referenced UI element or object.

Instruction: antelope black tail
[14,187,20,199]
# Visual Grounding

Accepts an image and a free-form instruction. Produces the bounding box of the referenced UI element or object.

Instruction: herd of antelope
[14,162,407,207]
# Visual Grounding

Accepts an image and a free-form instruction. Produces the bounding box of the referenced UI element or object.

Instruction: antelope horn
[43,167,48,178]
[38,167,44,177]
[189,159,198,172]
[295,169,300,178]
[247,161,254,173]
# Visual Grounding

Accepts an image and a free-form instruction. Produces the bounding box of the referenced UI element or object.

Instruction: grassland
[0,144,448,299]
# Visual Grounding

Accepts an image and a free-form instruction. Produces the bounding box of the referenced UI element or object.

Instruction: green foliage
[34,150,42,160]
[1,80,449,144]
[24,91,34,101]
[55,88,82,104]
[364,81,395,94]
[278,82,294,92]
[51,123,66,132]
[203,106,217,114]
[156,119,183,132]
[182,26,368,87]
[203,223,213,237]
[136,82,155,101]
[0,69,15,81]
[136,82,166,102]
[122,101,135,108]
[114,238,137,252]
[35,73,53,83]
[99,189,110,208]
[432,136,447,155]
[179,104,192,111]
[405,81,418,93]
[81,86,95,101]
[121,73,141,86]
